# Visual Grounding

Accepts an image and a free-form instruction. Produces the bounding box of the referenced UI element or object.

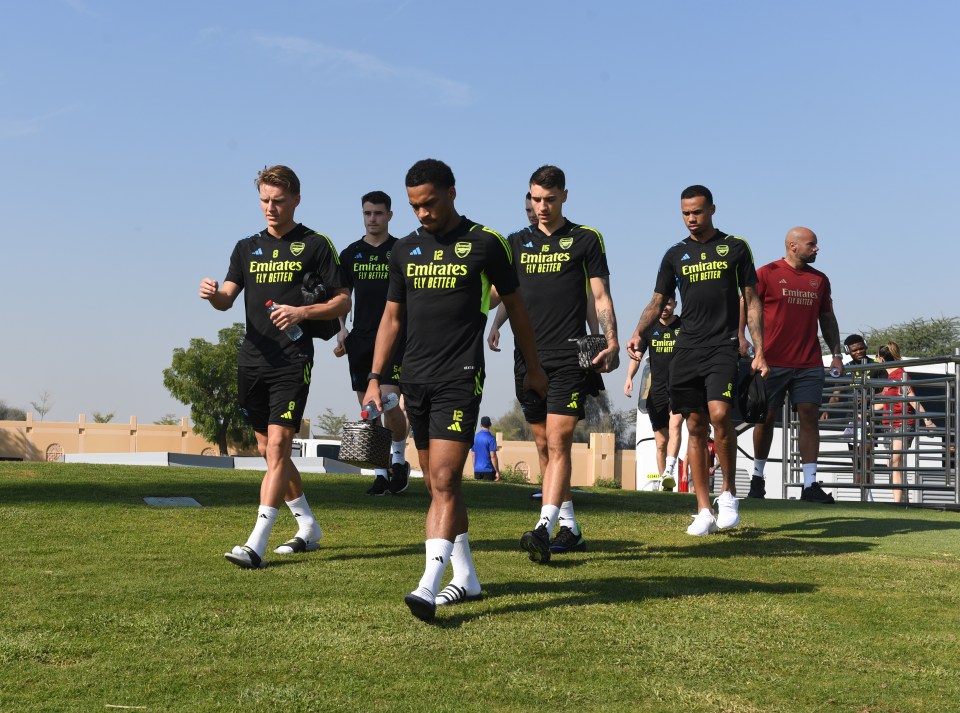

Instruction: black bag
[300,272,340,341]
[576,335,608,371]
[738,371,768,424]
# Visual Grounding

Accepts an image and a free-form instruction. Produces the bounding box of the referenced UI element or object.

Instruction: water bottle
[360,392,400,420]
[265,300,303,341]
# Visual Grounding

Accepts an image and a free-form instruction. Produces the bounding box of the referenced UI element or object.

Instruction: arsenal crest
[716,244,729,257]
[559,237,573,250]
[455,241,471,258]
[290,242,305,256]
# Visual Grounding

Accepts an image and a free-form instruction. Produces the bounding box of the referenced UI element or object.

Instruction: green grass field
[2,461,959,712]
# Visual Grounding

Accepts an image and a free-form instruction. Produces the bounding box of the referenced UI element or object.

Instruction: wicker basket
[339,420,392,469]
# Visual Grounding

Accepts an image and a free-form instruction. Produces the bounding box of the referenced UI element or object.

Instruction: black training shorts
[237,361,312,433]
[668,344,739,414]
[514,348,593,424]
[402,374,485,450]
[645,390,673,431]
[345,332,404,393]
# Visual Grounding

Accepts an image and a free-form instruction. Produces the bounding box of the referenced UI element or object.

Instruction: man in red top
[748,227,844,503]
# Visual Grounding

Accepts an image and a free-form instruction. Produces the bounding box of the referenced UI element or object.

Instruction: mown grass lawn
[1,461,958,712]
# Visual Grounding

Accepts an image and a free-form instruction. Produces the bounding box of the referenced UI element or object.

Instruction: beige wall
[406,430,637,489]
[1,415,639,489]
[0,413,217,461]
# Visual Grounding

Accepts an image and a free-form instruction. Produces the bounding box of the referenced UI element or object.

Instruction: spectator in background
[834,333,886,485]
[471,416,500,481]
[875,341,936,503]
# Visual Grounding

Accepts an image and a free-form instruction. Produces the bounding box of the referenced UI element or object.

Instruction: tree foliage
[31,390,53,421]
[490,401,533,442]
[314,408,348,437]
[862,316,960,358]
[91,412,114,423]
[576,391,636,450]
[162,323,256,455]
[0,400,27,420]
[154,414,181,425]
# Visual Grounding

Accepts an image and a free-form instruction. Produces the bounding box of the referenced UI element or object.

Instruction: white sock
[391,440,406,465]
[416,538,454,597]
[753,459,767,478]
[558,500,579,534]
[536,504,561,534]
[449,532,481,595]
[244,505,278,557]
[285,494,320,541]
[664,456,678,477]
[374,467,388,479]
[802,463,818,488]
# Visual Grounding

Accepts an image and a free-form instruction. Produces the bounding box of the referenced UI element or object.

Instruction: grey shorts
[764,366,825,412]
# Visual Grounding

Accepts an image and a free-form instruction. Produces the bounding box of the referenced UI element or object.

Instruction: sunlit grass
[1,462,958,712]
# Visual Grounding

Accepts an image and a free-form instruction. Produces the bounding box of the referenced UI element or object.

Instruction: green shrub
[594,477,621,489]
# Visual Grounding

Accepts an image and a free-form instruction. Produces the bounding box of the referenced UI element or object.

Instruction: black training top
[339,236,398,339]
[224,223,345,367]
[387,216,517,384]
[638,316,682,398]
[653,231,757,348]
[847,356,887,391]
[509,219,610,351]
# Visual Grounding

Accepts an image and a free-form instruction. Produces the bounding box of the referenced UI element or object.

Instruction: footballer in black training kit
[200,165,350,571]
[362,158,546,622]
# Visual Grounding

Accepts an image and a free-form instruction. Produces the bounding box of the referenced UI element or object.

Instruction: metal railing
[782,355,958,505]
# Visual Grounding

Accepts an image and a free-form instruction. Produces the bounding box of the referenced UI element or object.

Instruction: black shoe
[388,462,410,494]
[366,474,390,496]
[404,591,436,622]
[549,526,586,554]
[747,475,766,499]
[801,482,835,504]
[520,525,551,563]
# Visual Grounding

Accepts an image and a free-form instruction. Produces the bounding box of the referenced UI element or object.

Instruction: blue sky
[3,0,958,426]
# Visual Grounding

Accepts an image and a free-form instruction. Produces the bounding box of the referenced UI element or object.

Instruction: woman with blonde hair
[875,341,935,503]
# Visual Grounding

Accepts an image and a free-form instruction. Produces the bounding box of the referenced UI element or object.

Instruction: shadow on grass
[763,515,960,540]
[428,575,817,628]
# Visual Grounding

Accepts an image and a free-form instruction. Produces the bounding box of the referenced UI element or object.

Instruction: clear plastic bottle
[265,300,303,341]
[360,392,400,420]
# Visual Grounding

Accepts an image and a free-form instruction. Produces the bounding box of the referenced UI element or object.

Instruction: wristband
[367,372,382,382]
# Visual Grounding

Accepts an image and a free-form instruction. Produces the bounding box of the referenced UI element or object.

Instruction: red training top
[756,259,833,368]
[880,367,915,429]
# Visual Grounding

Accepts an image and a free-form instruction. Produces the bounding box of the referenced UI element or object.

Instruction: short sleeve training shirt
[756,258,833,368]
[638,316,682,398]
[472,429,497,471]
[509,219,610,351]
[339,236,398,339]
[653,230,757,348]
[388,216,518,384]
[224,224,345,367]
